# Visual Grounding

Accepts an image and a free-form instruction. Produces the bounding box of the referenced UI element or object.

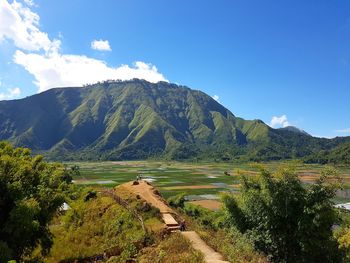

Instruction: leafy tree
[67,164,80,177]
[0,142,72,262]
[168,193,186,208]
[222,166,343,263]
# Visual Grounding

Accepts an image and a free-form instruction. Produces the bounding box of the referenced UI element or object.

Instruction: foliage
[0,142,72,262]
[44,191,148,262]
[334,210,350,261]
[66,164,80,177]
[138,233,204,263]
[222,165,343,263]
[84,190,97,201]
[198,227,267,263]
[167,193,186,208]
[178,204,267,262]
[304,141,350,165]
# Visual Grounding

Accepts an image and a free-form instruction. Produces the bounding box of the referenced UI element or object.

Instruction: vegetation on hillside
[222,166,343,262]
[168,194,268,262]
[43,188,150,262]
[304,141,350,165]
[0,142,72,262]
[42,186,204,262]
[2,142,349,262]
[0,79,349,162]
[0,143,205,262]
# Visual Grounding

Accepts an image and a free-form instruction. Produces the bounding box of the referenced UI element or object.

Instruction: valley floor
[69,160,350,204]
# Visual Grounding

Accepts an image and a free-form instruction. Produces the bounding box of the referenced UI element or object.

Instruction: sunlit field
[68,161,350,204]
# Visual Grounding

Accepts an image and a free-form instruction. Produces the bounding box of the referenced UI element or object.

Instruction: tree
[65,164,80,178]
[0,142,72,262]
[222,166,343,263]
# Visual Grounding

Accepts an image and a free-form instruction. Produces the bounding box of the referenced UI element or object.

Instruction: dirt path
[182,231,229,263]
[122,181,173,214]
[121,180,230,263]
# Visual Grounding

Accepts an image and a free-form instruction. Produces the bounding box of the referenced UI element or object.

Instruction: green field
[68,161,350,202]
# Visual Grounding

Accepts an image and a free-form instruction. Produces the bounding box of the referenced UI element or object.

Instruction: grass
[44,194,148,262]
[38,185,202,262]
[175,203,268,263]
[139,233,204,263]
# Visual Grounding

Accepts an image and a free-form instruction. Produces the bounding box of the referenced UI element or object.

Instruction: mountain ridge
[0,79,349,161]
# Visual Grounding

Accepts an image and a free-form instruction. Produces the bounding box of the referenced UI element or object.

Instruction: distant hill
[0,79,349,161]
[304,141,350,164]
[278,126,311,136]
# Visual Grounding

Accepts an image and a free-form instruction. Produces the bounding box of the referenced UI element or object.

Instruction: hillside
[304,141,350,164]
[0,79,348,161]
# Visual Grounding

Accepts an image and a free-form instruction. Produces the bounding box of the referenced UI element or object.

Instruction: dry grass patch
[189,200,222,211]
[163,185,219,190]
[138,233,204,263]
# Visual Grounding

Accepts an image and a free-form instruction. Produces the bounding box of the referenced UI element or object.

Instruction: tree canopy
[0,142,72,262]
[222,166,343,263]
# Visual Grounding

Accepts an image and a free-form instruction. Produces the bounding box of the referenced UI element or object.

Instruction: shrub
[167,193,186,208]
[0,142,72,261]
[222,166,343,262]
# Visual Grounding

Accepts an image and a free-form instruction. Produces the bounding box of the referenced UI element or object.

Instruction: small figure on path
[180,219,186,231]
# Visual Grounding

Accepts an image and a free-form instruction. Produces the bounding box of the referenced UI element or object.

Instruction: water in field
[68,161,350,202]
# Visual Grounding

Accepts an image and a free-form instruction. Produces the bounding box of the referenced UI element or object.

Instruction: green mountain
[278,126,310,136]
[0,79,348,161]
[304,141,350,164]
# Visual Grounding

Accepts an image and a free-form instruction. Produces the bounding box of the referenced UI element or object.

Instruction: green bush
[0,142,72,262]
[222,166,343,262]
[167,193,186,208]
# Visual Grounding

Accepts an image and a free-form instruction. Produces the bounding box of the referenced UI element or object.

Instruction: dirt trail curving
[121,180,230,263]
[182,231,229,263]
[122,181,173,214]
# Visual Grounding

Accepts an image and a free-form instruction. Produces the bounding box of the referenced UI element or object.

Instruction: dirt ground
[121,181,174,214]
[163,185,219,190]
[181,231,229,263]
[119,180,229,263]
[189,200,222,211]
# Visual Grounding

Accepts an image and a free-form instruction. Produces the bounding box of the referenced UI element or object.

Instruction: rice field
[68,161,350,204]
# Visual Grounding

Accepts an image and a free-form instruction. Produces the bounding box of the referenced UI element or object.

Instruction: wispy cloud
[312,134,333,139]
[212,95,220,102]
[270,115,290,128]
[23,0,35,7]
[91,39,111,51]
[335,128,350,134]
[0,0,168,93]
[0,87,21,100]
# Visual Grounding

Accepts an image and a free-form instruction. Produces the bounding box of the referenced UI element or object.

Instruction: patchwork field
[68,161,350,206]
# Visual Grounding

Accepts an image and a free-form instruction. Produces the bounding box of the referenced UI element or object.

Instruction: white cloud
[1,0,168,93]
[312,134,333,139]
[0,87,21,100]
[0,0,60,52]
[212,95,220,102]
[335,128,350,134]
[270,115,290,128]
[14,51,167,92]
[91,39,111,51]
[23,0,34,6]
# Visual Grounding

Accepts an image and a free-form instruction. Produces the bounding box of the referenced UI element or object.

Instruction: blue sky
[0,0,350,138]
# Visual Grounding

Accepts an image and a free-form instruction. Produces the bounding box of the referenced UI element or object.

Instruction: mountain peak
[0,79,348,161]
[279,126,310,136]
